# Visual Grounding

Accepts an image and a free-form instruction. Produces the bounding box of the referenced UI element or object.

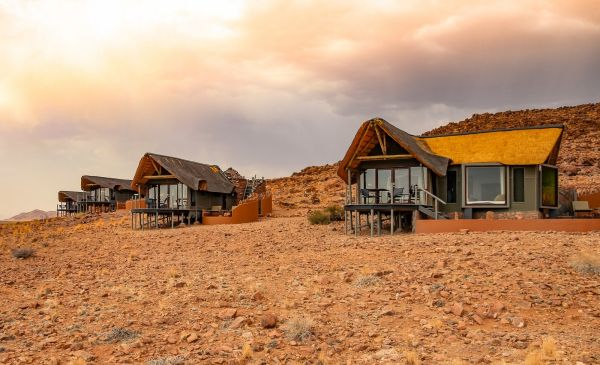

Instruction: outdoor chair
[388,187,406,203]
[573,201,593,217]
[360,189,376,204]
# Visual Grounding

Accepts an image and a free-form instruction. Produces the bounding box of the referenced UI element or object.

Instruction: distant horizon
[1,0,599,219]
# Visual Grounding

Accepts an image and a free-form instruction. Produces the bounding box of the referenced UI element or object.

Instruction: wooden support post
[171,212,174,229]
[344,210,348,234]
[355,212,359,237]
[377,212,381,236]
[390,209,394,235]
[370,209,374,237]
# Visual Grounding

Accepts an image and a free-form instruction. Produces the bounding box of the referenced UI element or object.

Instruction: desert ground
[0,210,599,365]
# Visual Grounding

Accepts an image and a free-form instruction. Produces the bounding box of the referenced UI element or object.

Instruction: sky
[1,0,599,219]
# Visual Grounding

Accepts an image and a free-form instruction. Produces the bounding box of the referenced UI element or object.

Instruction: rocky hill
[424,102,600,194]
[270,103,600,212]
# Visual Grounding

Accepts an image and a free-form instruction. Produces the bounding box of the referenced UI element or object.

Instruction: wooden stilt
[171,212,174,229]
[390,209,394,235]
[370,209,374,237]
[355,211,359,237]
[377,212,381,236]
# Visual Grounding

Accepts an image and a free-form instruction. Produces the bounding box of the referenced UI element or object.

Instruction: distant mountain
[5,209,56,221]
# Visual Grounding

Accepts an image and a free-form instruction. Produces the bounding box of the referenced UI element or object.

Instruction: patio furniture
[573,201,593,217]
[360,189,377,204]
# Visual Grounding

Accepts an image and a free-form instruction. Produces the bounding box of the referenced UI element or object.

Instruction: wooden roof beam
[355,154,413,161]
[143,175,176,180]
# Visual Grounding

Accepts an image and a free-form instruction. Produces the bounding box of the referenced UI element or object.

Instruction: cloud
[0,0,599,218]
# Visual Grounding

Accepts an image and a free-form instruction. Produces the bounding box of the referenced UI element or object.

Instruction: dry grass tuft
[147,355,186,365]
[523,350,543,365]
[451,359,465,365]
[103,327,139,343]
[542,336,557,358]
[317,351,330,365]
[238,343,253,364]
[283,316,314,342]
[11,247,35,259]
[404,350,420,365]
[353,274,380,288]
[570,251,600,275]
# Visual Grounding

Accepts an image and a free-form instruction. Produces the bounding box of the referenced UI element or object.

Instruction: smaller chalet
[57,191,87,216]
[130,153,236,228]
[81,175,137,212]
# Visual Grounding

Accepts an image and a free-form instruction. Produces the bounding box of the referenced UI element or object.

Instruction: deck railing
[418,188,446,219]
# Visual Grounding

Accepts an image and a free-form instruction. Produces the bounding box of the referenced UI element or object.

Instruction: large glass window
[148,183,189,208]
[466,166,506,205]
[540,166,558,207]
[513,168,525,203]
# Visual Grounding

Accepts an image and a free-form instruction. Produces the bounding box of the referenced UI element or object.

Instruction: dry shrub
[523,350,543,365]
[542,336,557,358]
[11,247,35,259]
[308,210,330,225]
[570,251,600,275]
[353,274,380,288]
[404,350,420,365]
[324,205,343,221]
[283,316,314,342]
[103,327,139,343]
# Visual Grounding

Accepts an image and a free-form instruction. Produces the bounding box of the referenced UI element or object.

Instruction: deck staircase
[418,205,448,220]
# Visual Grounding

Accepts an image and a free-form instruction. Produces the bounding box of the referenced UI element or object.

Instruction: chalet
[57,191,87,216]
[338,118,563,235]
[130,153,236,228]
[81,175,137,212]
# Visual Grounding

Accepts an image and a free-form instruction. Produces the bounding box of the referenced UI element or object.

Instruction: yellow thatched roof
[417,126,563,165]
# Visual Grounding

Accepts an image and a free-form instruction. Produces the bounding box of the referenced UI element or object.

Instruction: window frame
[539,164,559,209]
[461,164,509,208]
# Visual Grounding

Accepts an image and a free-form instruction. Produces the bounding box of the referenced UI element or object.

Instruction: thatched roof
[131,153,234,194]
[81,176,136,192]
[338,118,450,182]
[417,125,564,166]
[58,191,87,203]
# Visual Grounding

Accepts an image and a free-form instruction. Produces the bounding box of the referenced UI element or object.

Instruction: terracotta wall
[261,194,273,216]
[203,199,259,225]
[125,199,147,211]
[415,218,600,234]
[578,191,600,209]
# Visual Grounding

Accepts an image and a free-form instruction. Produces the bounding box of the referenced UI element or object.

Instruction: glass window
[363,169,375,189]
[410,166,427,203]
[541,166,558,207]
[466,166,506,205]
[447,170,457,203]
[513,168,525,203]
[377,169,392,203]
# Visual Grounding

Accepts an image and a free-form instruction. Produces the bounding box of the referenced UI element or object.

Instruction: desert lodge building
[338,118,563,235]
[57,153,271,228]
